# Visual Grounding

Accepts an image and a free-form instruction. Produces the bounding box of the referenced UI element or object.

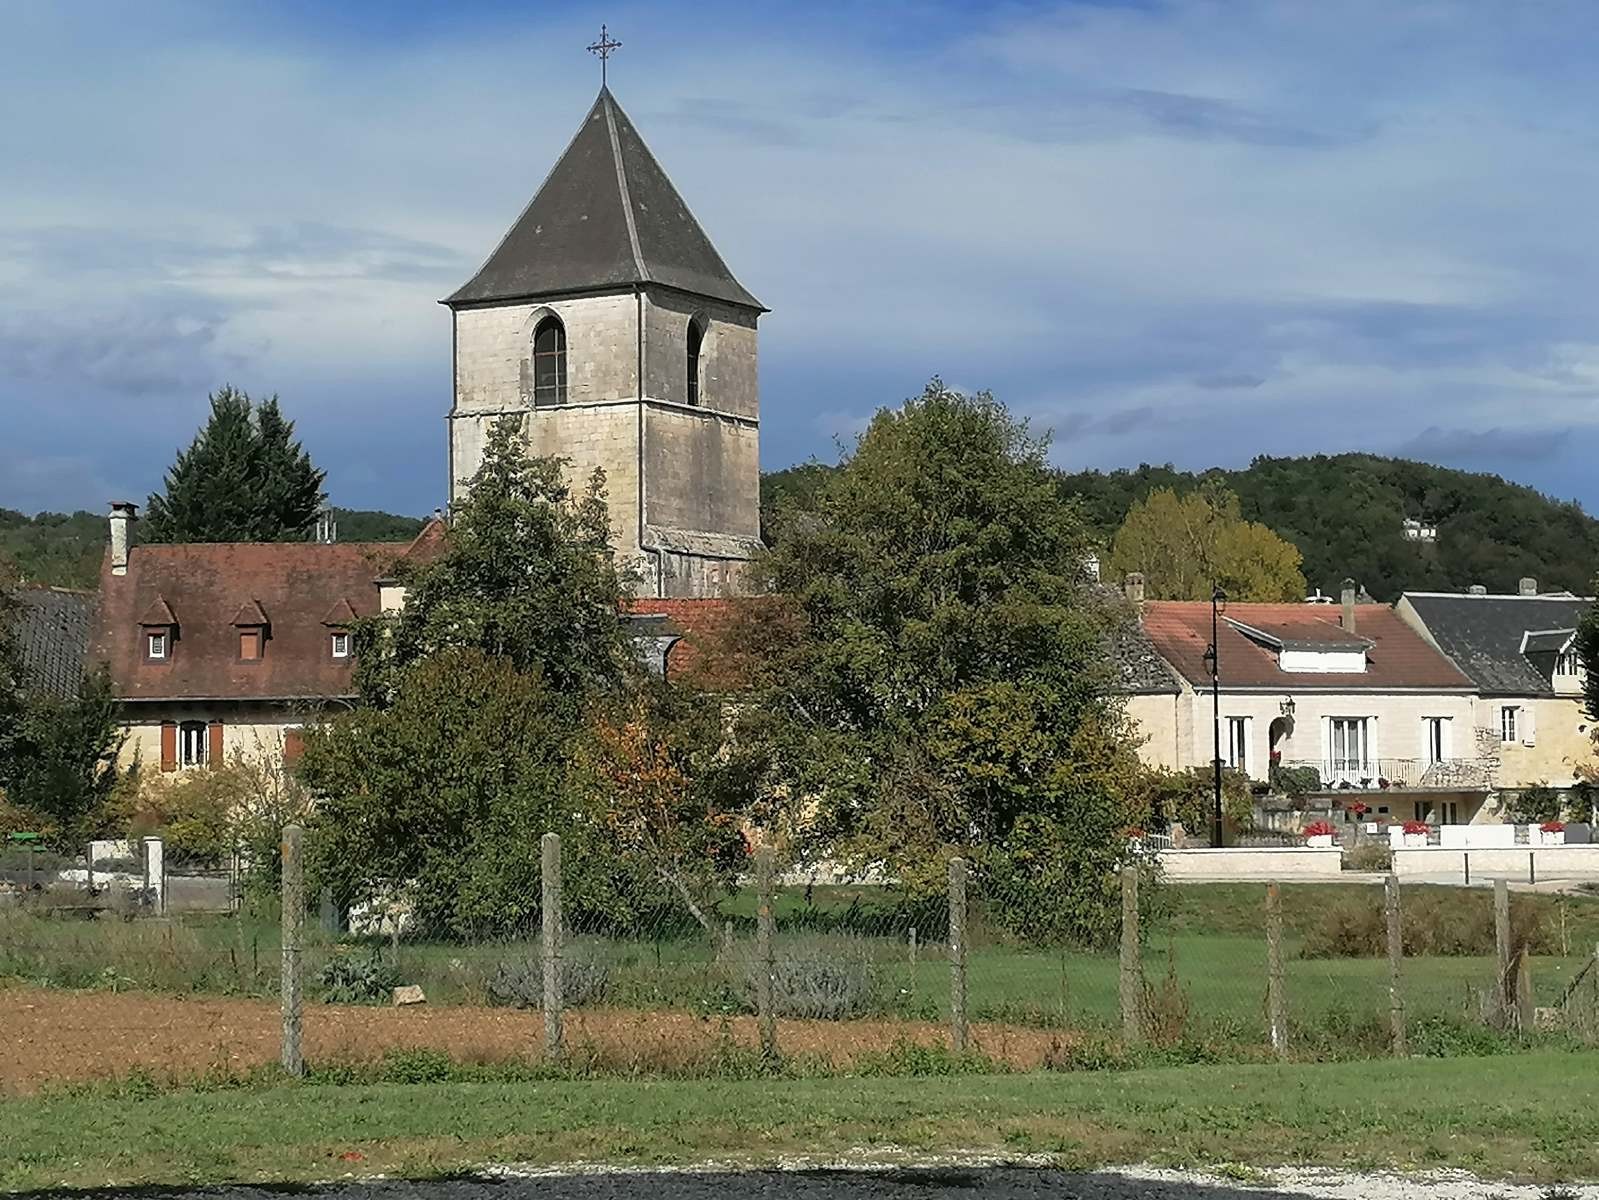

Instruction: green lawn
[5,1051,1597,1191]
[5,882,1598,1053]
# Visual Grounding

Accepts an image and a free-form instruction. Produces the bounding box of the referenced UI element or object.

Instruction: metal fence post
[1494,877,1512,1028]
[1120,865,1143,1046]
[756,845,778,1062]
[1385,871,1406,1057]
[948,856,969,1053]
[1265,881,1287,1058]
[541,832,563,1059]
[280,824,304,1077]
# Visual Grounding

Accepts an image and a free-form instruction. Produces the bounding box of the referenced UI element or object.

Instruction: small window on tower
[331,632,351,659]
[532,315,567,406]
[147,631,167,660]
[686,317,705,406]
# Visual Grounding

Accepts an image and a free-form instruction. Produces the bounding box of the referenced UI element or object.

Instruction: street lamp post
[1202,587,1227,847]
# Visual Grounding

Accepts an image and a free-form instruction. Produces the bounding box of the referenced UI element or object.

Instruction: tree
[144,386,327,543]
[0,668,127,846]
[1105,484,1306,601]
[0,559,24,784]
[743,380,1148,945]
[572,683,759,933]
[353,415,632,708]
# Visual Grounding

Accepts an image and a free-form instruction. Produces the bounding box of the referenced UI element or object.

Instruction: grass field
[4,1050,1597,1190]
[5,882,1599,1062]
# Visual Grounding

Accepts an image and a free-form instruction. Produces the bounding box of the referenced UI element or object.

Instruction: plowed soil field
[0,986,1068,1093]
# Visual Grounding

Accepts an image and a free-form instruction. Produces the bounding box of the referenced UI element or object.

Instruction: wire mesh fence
[6,826,1599,1090]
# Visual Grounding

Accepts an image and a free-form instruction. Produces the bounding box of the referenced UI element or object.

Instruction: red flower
[1349,801,1370,815]
[1302,821,1336,838]
[1541,821,1565,833]
[1402,820,1430,835]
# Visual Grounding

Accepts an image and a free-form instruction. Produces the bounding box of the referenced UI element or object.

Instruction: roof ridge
[601,88,648,283]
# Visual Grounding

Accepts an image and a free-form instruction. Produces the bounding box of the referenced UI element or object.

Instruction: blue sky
[4,0,1599,517]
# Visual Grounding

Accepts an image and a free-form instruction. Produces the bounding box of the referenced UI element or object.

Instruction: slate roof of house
[1142,601,1473,691]
[445,88,763,311]
[1400,592,1595,696]
[12,586,97,699]
[91,528,444,702]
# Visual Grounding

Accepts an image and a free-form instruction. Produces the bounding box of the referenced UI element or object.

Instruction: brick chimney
[1124,572,1146,612]
[1519,577,1537,597]
[108,501,138,577]
[1340,578,1357,634]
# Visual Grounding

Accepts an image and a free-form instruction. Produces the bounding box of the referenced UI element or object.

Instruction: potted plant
[1401,819,1430,848]
[1302,820,1337,848]
[1539,820,1566,846]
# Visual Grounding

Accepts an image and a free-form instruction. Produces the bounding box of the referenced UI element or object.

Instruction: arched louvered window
[532,315,567,406]
[686,317,705,406]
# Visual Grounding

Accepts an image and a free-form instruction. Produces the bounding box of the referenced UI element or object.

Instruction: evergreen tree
[143,386,327,543]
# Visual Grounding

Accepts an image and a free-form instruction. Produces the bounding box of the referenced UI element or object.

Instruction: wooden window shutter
[208,720,225,766]
[160,722,177,772]
[282,728,305,766]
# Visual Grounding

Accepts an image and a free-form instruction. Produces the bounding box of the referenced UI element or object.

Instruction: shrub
[1343,842,1391,872]
[747,942,878,1020]
[1301,889,1553,958]
[485,951,611,1009]
[1271,765,1322,798]
[316,945,400,1004]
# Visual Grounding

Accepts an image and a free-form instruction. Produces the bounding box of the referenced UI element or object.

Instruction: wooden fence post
[280,823,304,1077]
[541,832,563,1059]
[1265,881,1287,1058]
[756,845,777,1062]
[948,857,969,1053]
[908,925,918,997]
[1516,949,1535,1036]
[1494,878,1512,1029]
[1120,865,1143,1046]
[1385,871,1406,1057]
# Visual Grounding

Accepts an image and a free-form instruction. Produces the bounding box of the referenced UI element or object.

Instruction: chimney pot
[1340,577,1357,634]
[108,501,138,577]
[1124,572,1146,609]
[1519,577,1537,597]
[1468,584,1487,596]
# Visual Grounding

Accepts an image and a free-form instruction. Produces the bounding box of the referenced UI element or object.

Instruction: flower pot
[1402,833,1427,848]
[1540,830,1566,846]
[1307,834,1335,849]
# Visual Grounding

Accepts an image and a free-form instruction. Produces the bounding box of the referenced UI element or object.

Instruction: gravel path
[103,1164,1597,1200]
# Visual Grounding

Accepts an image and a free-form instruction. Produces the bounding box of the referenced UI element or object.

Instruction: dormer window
[230,599,270,664]
[139,593,179,663]
[1556,648,1580,676]
[147,631,167,660]
[322,597,359,661]
[331,632,351,659]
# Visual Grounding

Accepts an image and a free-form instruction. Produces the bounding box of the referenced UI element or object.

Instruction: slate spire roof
[446,88,763,311]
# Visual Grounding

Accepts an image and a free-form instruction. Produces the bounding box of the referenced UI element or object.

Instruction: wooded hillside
[0,508,425,589]
[768,453,1599,602]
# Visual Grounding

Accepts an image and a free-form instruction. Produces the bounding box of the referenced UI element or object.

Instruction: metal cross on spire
[587,24,622,86]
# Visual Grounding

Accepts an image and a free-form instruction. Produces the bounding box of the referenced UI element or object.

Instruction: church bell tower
[443,84,766,598]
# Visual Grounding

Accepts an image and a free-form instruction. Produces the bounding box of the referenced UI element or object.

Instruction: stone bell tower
[443,86,766,598]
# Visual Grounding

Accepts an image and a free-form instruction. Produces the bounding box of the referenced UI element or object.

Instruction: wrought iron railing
[1274,757,1493,793]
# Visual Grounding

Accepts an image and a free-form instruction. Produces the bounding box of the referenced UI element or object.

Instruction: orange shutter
[208,720,225,766]
[159,722,177,772]
[282,728,305,766]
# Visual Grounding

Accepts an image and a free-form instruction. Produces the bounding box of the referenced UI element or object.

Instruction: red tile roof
[1141,601,1473,691]
[626,597,745,686]
[93,541,419,702]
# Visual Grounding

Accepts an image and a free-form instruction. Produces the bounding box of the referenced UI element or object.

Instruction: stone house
[1396,583,1597,805]
[444,86,766,599]
[1129,583,1495,825]
[88,504,444,773]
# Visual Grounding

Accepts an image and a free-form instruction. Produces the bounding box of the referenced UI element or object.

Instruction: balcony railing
[1273,757,1493,793]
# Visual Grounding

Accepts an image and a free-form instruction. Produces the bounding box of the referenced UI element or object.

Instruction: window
[1225,717,1248,772]
[686,317,705,405]
[1501,705,1519,743]
[331,632,351,659]
[179,721,208,769]
[1328,717,1369,783]
[532,315,567,406]
[1424,717,1447,765]
[1557,648,1580,676]
[239,629,262,661]
[147,631,167,660]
